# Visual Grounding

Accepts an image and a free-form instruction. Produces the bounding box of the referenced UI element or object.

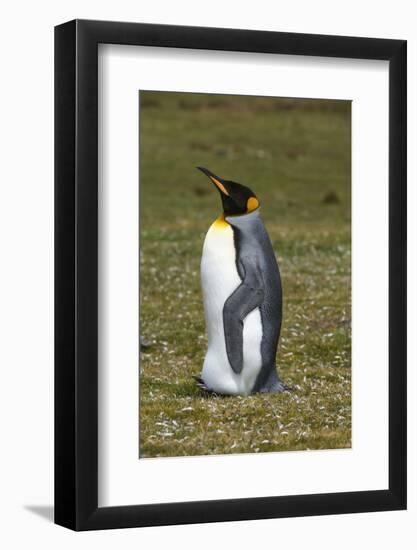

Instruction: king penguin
[196,167,289,396]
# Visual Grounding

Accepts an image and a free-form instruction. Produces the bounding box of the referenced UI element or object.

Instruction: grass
[139,91,351,458]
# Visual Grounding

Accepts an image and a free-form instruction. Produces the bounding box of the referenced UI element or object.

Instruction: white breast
[200,218,263,395]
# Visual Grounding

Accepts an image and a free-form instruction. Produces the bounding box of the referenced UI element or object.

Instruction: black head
[197,167,260,216]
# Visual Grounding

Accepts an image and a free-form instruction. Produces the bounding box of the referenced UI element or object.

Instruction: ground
[139,92,351,458]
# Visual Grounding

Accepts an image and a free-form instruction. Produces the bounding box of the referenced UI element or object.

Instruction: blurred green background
[139,91,351,458]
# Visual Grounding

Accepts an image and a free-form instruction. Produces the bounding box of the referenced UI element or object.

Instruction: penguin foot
[193,375,217,395]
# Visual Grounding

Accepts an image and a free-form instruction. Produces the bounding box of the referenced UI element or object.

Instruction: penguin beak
[197,166,230,196]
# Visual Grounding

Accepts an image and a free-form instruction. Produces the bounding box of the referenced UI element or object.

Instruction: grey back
[226,210,283,388]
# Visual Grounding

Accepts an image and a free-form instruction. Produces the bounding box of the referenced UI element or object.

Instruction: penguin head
[197,166,260,217]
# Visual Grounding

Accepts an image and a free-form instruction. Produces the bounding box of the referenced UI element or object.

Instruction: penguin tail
[272,380,294,393]
[258,380,293,393]
[256,367,294,393]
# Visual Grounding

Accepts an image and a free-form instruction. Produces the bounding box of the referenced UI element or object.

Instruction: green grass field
[139,91,351,458]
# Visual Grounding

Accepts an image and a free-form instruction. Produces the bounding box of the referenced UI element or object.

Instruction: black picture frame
[55,19,407,531]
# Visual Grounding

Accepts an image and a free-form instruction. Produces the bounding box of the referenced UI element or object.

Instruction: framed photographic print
[55,19,406,531]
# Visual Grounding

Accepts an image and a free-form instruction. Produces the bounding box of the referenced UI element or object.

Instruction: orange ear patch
[210,176,230,196]
[247,197,259,212]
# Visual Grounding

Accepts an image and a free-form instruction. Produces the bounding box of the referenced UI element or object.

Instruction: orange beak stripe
[210,176,230,196]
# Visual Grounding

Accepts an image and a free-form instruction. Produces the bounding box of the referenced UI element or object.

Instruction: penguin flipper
[223,279,264,374]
